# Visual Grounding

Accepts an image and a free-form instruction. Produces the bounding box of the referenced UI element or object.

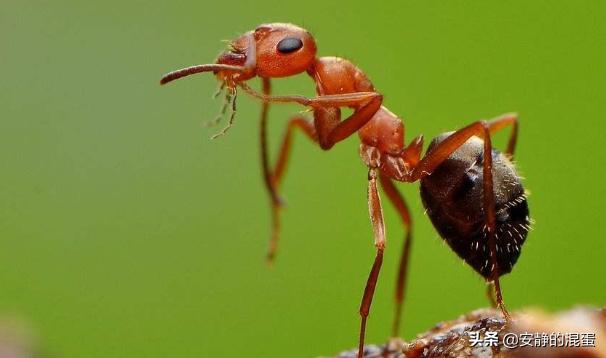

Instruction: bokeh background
[1,1,605,357]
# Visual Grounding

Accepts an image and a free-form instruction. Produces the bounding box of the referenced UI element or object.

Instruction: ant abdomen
[420,133,530,279]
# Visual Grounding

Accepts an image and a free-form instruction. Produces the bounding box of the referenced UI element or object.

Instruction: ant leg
[240,82,383,149]
[312,95,382,150]
[486,113,520,316]
[240,82,380,108]
[486,281,497,308]
[378,174,412,338]
[258,78,283,264]
[265,116,317,263]
[410,120,512,320]
[322,95,382,148]
[486,113,519,158]
[273,117,317,186]
[410,119,516,181]
[258,77,317,264]
[358,168,386,358]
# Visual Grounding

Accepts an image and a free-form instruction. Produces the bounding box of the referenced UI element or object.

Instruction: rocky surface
[329,307,606,358]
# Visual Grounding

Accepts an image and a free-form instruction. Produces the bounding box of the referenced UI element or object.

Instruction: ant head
[249,23,317,78]
[160,23,317,86]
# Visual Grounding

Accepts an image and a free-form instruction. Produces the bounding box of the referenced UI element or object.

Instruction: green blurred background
[1,1,605,357]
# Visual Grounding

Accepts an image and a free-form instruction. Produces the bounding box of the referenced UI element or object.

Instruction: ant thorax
[420,133,530,279]
[309,57,375,95]
[357,106,414,181]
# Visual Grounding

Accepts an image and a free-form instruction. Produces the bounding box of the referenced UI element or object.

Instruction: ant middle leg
[378,174,413,338]
[358,168,386,358]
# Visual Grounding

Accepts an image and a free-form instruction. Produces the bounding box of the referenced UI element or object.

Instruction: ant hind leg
[486,281,497,308]
[410,120,514,320]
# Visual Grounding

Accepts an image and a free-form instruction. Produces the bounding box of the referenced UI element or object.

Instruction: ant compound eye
[277,37,303,54]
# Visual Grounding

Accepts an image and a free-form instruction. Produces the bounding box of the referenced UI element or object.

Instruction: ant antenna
[160,64,243,85]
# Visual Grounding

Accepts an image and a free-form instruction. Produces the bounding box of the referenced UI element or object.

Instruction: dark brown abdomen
[420,133,530,279]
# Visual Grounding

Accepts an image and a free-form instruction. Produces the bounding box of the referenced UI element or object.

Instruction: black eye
[277,37,303,54]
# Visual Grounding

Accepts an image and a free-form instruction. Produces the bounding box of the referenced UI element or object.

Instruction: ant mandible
[160,23,530,358]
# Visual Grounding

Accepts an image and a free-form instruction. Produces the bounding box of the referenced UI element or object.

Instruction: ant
[160,23,530,358]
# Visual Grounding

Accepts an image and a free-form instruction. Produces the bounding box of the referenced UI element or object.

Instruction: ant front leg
[358,168,386,358]
[378,174,413,338]
[410,119,516,320]
[240,82,382,149]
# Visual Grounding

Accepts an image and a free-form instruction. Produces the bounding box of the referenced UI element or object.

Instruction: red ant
[161,23,530,358]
